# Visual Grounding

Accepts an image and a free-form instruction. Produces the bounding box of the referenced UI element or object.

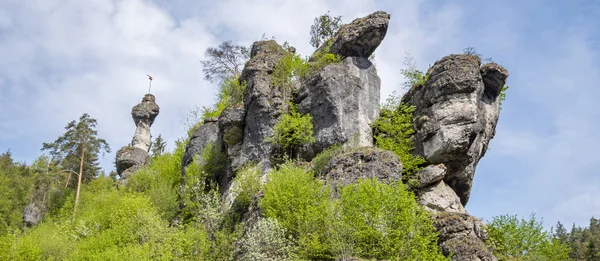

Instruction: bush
[229,164,262,215]
[499,85,509,110]
[373,95,427,178]
[337,178,448,260]
[237,217,297,261]
[260,162,333,259]
[311,144,344,176]
[487,214,571,261]
[400,54,429,90]
[266,103,315,158]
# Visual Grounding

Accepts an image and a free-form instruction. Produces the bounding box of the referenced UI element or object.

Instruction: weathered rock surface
[417,164,447,188]
[298,57,380,158]
[322,148,402,189]
[131,94,160,152]
[116,94,159,180]
[23,202,45,226]
[433,212,496,261]
[418,180,465,213]
[313,11,390,59]
[239,40,288,167]
[403,54,508,205]
[218,105,246,182]
[115,146,147,179]
[181,118,219,177]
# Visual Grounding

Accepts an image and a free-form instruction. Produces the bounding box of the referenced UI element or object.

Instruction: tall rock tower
[115,94,160,181]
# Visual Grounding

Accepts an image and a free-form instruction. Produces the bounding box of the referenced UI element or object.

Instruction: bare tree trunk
[73,127,86,220]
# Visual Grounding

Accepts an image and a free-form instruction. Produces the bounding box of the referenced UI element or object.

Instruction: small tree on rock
[200,41,250,83]
[309,12,343,49]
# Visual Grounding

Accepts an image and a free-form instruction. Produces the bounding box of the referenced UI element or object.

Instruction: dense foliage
[266,103,315,158]
[373,94,427,180]
[487,214,571,261]
[554,218,600,260]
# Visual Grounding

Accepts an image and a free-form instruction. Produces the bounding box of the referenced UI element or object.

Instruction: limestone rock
[115,146,147,178]
[312,11,390,59]
[181,118,219,177]
[417,164,447,188]
[238,40,289,166]
[218,105,246,178]
[297,57,380,158]
[131,94,160,152]
[418,180,465,213]
[403,54,508,205]
[322,147,402,189]
[23,202,45,226]
[432,212,496,261]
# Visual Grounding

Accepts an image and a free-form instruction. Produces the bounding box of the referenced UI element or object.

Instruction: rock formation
[403,55,508,205]
[403,54,508,260]
[297,57,380,158]
[115,93,159,180]
[179,10,508,261]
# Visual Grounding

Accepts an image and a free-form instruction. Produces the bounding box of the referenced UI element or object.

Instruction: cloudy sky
[1,0,599,228]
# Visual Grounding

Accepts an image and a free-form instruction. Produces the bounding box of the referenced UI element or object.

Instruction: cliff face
[179,11,508,261]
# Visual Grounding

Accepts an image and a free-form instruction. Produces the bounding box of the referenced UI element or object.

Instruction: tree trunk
[72,127,86,220]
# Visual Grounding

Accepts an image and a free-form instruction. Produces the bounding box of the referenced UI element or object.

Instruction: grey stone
[312,11,390,59]
[181,119,219,177]
[115,146,147,177]
[131,94,160,152]
[238,40,289,166]
[417,164,447,188]
[23,202,44,226]
[297,57,380,158]
[418,180,465,213]
[403,54,508,205]
[432,212,497,261]
[322,147,402,189]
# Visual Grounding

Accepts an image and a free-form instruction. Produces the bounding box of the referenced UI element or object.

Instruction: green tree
[0,151,35,235]
[41,113,110,219]
[373,94,427,179]
[309,12,343,49]
[150,134,166,158]
[487,214,571,261]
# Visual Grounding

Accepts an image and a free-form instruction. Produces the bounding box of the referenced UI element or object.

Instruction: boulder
[432,212,496,261]
[312,11,390,59]
[403,54,508,205]
[418,180,465,213]
[23,202,44,226]
[297,57,380,158]
[115,146,148,178]
[417,164,447,188]
[131,94,160,152]
[238,40,289,167]
[181,118,219,176]
[322,147,402,189]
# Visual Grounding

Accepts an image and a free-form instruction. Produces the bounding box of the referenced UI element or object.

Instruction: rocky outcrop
[433,212,496,261]
[322,147,402,189]
[181,118,219,177]
[298,57,380,158]
[418,180,465,213]
[115,94,159,180]
[23,202,45,226]
[217,105,246,186]
[238,40,288,168]
[312,11,390,59]
[131,94,160,152]
[403,54,508,205]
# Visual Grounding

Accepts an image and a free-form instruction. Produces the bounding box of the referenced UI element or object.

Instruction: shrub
[237,217,297,261]
[400,54,429,90]
[272,52,309,90]
[373,95,427,178]
[266,103,315,158]
[309,12,343,49]
[311,144,344,176]
[337,178,448,260]
[260,162,333,259]
[487,214,571,261]
[499,85,509,110]
[229,164,262,215]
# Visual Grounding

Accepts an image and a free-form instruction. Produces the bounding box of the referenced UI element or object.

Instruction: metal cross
[147,74,153,93]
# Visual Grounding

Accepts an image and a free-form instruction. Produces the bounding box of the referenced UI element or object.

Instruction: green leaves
[373,97,427,177]
[266,103,315,158]
[309,12,343,49]
[487,214,571,261]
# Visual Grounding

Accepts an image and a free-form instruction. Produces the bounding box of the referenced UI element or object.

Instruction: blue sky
[1,0,599,228]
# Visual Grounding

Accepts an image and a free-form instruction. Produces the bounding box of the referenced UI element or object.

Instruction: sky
[1,0,599,229]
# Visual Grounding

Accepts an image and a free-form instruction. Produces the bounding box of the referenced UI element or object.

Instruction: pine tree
[150,134,166,158]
